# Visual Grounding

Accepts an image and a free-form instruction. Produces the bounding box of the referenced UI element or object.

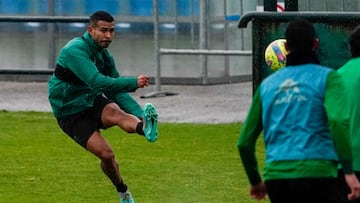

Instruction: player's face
[88,20,115,48]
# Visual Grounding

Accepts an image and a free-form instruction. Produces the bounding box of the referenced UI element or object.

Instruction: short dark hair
[89,11,114,26]
[285,19,316,53]
[349,25,360,58]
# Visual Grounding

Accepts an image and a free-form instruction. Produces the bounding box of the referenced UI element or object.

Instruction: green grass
[0,111,269,203]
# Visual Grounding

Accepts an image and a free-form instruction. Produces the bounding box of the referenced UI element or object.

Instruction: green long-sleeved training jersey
[48,32,143,119]
[338,57,360,171]
[237,70,352,186]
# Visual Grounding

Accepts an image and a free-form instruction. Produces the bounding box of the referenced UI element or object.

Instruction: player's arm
[61,47,138,93]
[324,71,353,173]
[238,87,263,185]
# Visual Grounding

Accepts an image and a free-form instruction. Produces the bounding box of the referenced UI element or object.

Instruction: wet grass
[0,111,268,203]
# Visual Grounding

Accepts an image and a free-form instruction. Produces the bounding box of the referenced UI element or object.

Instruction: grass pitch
[0,111,268,203]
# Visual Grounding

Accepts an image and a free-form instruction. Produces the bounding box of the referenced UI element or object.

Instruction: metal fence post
[140,0,178,98]
[47,0,56,70]
[199,0,208,85]
[153,0,161,92]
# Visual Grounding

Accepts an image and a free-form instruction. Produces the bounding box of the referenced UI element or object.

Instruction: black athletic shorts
[265,177,341,203]
[57,94,112,148]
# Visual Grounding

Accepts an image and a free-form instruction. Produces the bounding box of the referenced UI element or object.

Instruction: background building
[0,0,358,84]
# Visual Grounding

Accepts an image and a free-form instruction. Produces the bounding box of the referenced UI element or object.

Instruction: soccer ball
[264,39,288,71]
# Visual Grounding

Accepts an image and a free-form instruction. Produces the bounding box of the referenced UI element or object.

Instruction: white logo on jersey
[275,79,308,104]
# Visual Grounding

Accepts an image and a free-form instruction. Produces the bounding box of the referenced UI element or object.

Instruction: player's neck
[286,51,319,66]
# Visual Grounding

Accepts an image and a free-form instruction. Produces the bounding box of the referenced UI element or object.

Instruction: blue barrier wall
[0,0,199,33]
[84,0,121,16]
[0,0,30,14]
[0,0,199,17]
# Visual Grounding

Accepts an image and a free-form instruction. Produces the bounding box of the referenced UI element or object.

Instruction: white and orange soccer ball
[264,39,288,71]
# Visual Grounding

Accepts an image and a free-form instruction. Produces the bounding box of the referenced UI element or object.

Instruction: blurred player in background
[237,19,360,203]
[48,11,158,203]
[337,25,360,203]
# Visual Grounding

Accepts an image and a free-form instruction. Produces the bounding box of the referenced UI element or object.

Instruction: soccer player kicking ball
[48,11,158,203]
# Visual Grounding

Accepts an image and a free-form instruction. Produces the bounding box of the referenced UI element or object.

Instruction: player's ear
[313,38,319,51]
[87,25,93,33]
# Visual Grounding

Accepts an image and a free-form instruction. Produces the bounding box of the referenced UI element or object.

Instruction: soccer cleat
[119,190,135,203]
[143,103,158,142]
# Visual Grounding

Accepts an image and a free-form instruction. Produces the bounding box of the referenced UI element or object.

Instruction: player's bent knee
[103,103,122,115]
[104,103,127,117]
[99,148,115,161]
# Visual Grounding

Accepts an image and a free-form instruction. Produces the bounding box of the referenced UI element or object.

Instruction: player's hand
[250,182,267,200]
[345,173,360,200]
[137,75,149,88]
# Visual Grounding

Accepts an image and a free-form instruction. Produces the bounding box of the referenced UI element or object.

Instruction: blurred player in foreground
[237,19,360,203]
[48,11,158,203]
[337,25,360,203]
